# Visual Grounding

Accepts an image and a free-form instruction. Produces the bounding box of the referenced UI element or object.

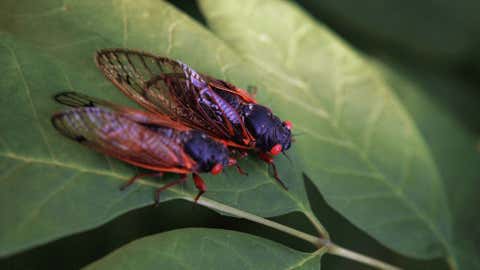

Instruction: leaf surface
[382,63,480,269]
[84,229,322,270]
[0,0,312,257]
[199,0,452,259]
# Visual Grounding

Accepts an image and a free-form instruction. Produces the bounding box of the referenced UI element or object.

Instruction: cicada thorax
[142,126,230,174]
[241,104,292,154]
[207,84,292,155]
[182,130,230,174]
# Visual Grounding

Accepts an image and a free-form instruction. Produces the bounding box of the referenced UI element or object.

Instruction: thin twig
[191,196,328,248]
[327,243,402,270]
[189,196,402,270]
[304,210,330,239]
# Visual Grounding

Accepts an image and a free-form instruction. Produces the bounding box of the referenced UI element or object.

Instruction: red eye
[269,144,282,156]
[211,163,223,175]
[283,120,292,130]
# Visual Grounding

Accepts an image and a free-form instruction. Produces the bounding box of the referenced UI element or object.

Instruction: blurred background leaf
[296,0,480,78]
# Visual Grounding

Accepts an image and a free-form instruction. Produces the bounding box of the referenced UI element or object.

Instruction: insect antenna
[282,151,293,164]
[291,131,305,137]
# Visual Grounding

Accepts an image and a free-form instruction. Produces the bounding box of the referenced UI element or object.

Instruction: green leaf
[84,228,322,270]
[381,63,480,269]
[0,0,315,257]
[199,0,451,260]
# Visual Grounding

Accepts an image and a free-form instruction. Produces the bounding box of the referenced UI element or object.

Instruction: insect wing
[203,76,257,104]
[52,106,194,173]
[95,49,251,145]
[54,91,191,132]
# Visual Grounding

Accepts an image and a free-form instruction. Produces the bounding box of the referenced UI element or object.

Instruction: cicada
[52,92,236,202]
[95,49,293,188]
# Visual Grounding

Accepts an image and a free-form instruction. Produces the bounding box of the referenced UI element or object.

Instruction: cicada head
[183,131,231,174]
[243,104,292,156]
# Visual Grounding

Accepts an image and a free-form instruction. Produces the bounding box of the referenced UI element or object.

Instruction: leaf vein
[14,171,81,234]
[4,43,55,161]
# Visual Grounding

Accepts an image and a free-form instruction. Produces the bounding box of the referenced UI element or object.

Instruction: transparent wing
[51,106,195,172]
[95,49,252,146]
[54,91,191,131]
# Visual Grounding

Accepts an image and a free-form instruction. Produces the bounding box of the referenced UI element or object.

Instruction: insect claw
[257,152,288,189]
[236,164,248,176]
[194,190,205,203]
[270,162,288,190]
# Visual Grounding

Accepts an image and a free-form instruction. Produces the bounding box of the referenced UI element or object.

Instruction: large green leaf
[0,0,314,257]
[84,228,321,270]
[381,63,480,269]
[199,0,451,260]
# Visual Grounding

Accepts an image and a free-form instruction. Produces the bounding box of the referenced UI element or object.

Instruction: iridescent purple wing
[95,49,249,144]
[51,106,195,173]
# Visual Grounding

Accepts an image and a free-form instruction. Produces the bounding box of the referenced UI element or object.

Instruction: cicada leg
[192,173,207,202]
[228,157,247,176]
[235,164,248,176]
[120,172,164,191]
[258,152,288,190]
[154,174,188,206]
[230,150,249,176]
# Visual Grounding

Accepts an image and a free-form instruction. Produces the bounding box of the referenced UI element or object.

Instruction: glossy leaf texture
[84,229,321,270]
[0,0,313,257]
[199,0,452,260]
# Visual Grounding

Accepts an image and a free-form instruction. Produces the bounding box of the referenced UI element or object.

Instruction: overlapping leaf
[199,0,452,260]
[84,229,321,270]
[381,63,480,269]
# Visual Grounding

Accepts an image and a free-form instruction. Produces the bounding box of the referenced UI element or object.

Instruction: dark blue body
[243,104,292,153]
[183,131,230,172]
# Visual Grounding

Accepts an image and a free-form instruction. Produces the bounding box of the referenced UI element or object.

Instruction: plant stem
[327,243,402,270]
[188,196,402,270]
[191,196,328,248]
[304,210,330,239]
[135,178,402,269]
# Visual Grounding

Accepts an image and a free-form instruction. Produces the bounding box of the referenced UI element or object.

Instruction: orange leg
[120,172,164,191]
[229,157,248,176]
[154,174,188,206]
[192,173,207,202]
[258,152,288,190]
